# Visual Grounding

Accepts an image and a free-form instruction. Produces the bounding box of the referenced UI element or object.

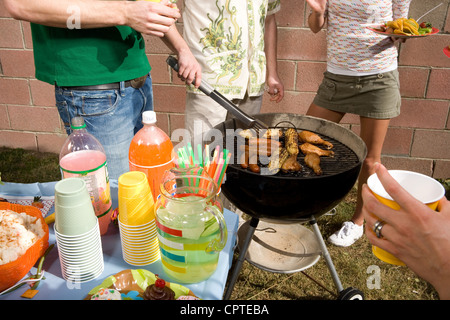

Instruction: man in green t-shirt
[4,0,201,181]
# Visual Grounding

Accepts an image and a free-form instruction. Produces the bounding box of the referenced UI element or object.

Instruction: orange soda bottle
[128,111,174,202]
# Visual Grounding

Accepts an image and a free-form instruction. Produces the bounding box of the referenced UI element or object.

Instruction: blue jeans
[55,74,154,181]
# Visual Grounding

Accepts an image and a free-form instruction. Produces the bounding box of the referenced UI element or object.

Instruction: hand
[390,36,407,43]
[125,0,181,37]
[176,50,202,88]
[265,75,284,103]
[362,163,450,299]
[305,0,327,14]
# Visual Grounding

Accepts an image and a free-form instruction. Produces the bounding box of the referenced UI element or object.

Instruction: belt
[58,75,147,91]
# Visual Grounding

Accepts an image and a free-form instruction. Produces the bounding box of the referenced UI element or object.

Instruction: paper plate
[366,25,439,38]
[85,269,198,300]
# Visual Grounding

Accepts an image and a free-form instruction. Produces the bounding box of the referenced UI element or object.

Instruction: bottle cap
[71,117,86,129]
[142,111,157,124]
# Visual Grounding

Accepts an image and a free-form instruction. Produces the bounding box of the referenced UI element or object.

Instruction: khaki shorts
[313,70,401,119]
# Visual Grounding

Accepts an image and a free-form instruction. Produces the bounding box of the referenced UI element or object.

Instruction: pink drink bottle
[59,117,112,235]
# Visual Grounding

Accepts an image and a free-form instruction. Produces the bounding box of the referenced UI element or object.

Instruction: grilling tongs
[166,56,269,134]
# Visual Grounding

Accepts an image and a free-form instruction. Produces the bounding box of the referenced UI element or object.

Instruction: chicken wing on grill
[304,153,322,175]
[300,143,334,157]
[298,131,333,149]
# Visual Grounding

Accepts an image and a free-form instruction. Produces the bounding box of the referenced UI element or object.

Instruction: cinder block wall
[0,0,449,179]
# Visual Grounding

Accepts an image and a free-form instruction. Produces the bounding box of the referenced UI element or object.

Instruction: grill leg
[223,217,259,300]
[309,216,344,294]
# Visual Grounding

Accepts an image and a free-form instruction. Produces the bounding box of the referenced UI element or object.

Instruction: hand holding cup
[362,163,450,299]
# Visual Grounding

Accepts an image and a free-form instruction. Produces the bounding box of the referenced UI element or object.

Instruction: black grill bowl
[204,113,367,222]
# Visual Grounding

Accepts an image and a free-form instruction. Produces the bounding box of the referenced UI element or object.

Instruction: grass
[0,147,441,300]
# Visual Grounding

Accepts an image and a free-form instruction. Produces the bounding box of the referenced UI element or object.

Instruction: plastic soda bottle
[129,111,175,202]
[59,117,112,235]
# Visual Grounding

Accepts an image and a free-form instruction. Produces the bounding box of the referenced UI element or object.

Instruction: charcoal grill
[203,113,367,300]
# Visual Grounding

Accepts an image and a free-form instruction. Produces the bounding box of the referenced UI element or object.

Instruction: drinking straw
[174,144,232,194]
[204,144,210,169]
[197,144,203,167]
[217,150,231,186]
[187,143,195,166]
[208,145,220,178]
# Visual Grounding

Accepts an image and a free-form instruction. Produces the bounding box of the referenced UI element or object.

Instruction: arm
[264,13,284,103]
[362,163,450,300]
[3,0,180,37]
[305,0,327,33]
[160,25,202,88]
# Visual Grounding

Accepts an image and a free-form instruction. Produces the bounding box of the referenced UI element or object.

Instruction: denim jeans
[55,74,154,181]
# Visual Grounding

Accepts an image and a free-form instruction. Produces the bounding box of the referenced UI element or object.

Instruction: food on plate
[143,276,175,300]
[418,21,433,34]
[298,130,333,149]
[304,153,322,175]
[377,18,433,36]
[90,288,122,300]
[281,154,302,173]
[285,128,299,156]
[300,143,334,158]
[0,209,45,265]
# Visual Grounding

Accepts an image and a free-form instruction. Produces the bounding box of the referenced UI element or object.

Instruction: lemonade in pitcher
[155,168,227,283]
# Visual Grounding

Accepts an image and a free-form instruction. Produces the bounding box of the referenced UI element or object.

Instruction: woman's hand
[362,163,450,299]
[305,0,327,33]
[305,0,327,14]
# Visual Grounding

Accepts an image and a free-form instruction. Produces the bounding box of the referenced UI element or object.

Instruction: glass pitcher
[155,167,227,283]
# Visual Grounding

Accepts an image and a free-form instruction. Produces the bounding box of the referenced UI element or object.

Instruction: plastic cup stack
[118,171,160,265]
[54,178,104,282]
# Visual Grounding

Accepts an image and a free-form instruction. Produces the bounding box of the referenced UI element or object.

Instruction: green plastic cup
[54,178,98,236]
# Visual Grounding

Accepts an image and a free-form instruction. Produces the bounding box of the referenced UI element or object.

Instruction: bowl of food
[0,203,49,292]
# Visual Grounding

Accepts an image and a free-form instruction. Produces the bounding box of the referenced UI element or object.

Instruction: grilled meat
[304,153,322,175]
[298,130,333,149]
[281,154,302,173]
[300,143,334,157]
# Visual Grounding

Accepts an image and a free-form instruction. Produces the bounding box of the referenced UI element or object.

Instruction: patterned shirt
[325,0,411,75]
[183,0,281,99]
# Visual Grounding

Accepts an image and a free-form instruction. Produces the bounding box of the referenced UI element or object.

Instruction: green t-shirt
[30,24,151,86]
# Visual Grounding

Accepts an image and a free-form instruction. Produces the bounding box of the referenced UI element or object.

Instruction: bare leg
[352,116,390,226]
[307,103,390,227]
[306,103,345,123]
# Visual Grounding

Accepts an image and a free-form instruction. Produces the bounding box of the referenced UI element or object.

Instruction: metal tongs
[166,56,269,135]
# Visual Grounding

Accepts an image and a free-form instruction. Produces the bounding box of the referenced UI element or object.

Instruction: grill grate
[225,126,360,178]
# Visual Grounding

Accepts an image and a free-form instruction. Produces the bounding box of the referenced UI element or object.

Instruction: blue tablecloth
[0,181,239,300]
